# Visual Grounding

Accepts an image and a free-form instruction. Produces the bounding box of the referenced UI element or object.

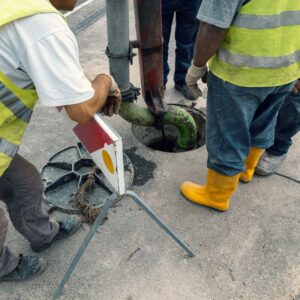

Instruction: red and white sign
[73,114,125,195]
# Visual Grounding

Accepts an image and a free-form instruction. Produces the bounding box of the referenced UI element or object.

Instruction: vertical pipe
[105,0,131,93]
[106,0,198,150]
[133,0,166,115]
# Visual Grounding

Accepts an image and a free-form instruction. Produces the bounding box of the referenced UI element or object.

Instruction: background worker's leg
[186,74,293,210]
[206,72,262,176]
[162,0,175,86]
[266,93,300,156]
[0,208,18,278]
[1,155,59,249]
[174,0,200,87]
[181,170,240,211]
[249,86,294,149]
[182,72,260,209]
[240,147,264,183]
[206,73,295,176]
[255,91,299,176]
[241,82,294,180]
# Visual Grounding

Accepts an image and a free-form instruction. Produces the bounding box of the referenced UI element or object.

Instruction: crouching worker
[0,0,121,281]
[181,0,300,210]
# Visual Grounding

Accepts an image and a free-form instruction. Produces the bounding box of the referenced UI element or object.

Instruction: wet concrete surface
[0,1,299,300]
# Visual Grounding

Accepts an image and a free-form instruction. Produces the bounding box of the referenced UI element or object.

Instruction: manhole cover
[41,142,134,213]
[132,104,206,153]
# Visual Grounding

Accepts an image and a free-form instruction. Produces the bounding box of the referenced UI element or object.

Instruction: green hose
[119,102,155,126]
[119,102,197,150]
[163,105,197,150]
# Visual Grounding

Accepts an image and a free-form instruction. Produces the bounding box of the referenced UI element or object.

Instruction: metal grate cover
[41,142,134,213]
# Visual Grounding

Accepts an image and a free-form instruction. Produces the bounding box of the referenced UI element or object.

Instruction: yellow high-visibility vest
[0,0,63,176]
[209,0,300,87]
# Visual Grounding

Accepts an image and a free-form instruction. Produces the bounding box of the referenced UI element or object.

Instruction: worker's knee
[7,155,43,193]
[14,155,40,180]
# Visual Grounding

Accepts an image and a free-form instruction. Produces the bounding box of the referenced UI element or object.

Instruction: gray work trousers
[0,155,59,277]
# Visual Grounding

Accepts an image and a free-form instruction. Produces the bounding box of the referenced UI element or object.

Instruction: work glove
[102,75,122,117]
[185,62,207,99]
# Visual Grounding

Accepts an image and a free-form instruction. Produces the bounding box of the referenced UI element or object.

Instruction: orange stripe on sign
[102,150,115,174]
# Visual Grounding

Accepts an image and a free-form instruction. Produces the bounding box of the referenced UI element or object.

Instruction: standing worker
[181,0,300,210]
[0,0,121,281]
[256,92,300,175]
[162,0,202,100]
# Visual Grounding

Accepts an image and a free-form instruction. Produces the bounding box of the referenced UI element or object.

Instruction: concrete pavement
[0,2,299,299]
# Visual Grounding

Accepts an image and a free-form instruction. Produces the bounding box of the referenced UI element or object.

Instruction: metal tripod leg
[52,193,118,300]
[52,190,194,298]
[125,190,195,257]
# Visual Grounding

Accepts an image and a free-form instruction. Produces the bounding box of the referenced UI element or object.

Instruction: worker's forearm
[89,74,111,115]
[193,22,228,67]
[65,74,111,123]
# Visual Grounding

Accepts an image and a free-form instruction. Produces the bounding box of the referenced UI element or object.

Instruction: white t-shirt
[0,12,94,106]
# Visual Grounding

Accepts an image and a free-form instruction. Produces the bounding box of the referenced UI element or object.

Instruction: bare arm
[64,74,112,123]
[185,22,228,86]
[193,22,228,68]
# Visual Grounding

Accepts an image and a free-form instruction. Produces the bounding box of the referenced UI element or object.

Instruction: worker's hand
[185,62,208,86]
[292,79,300,94]
[103,88,122,116]
[102,75,122,116]
[185,62,207,98]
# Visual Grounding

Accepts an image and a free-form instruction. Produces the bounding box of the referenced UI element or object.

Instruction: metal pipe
[133,0,166,115]
[105,0,131,93]
[105,0,198,150]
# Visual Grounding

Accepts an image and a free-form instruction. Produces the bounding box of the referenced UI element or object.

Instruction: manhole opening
[132,104,206,153]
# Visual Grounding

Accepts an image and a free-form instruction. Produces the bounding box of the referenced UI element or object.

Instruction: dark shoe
[175,84,202,101]
[255,152,287,176]
[0,254,47,282]
[31,215,81,253]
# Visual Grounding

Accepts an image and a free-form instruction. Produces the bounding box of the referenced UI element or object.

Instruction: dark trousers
[267,93,300,156]
[206,72,295,176]
[162,0,202,86]
[0,155,58,277]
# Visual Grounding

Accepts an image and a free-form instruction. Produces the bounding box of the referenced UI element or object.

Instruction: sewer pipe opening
[132,104,206,153]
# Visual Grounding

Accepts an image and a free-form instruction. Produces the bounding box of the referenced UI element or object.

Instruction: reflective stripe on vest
[218,48,300,69]
[0,0,63,176]
[209,0,300,87]
[0,138,19,158]
[0,72,37,176]
[234,10,300,30]
[0,82,34,122]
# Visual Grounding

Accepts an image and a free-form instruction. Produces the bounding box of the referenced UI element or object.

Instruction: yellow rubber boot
[181,169,240,211]
[240,147,264,183]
